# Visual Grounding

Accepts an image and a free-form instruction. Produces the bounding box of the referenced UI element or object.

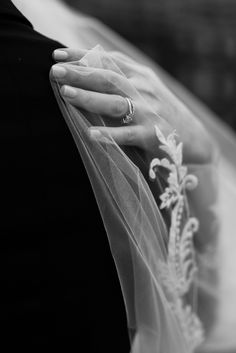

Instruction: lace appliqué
[149,126,204,352]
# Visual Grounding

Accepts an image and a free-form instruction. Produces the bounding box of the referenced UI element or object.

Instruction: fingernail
[53,50,68,60]
[89,129,102,139]
[52,65,66,78]
[61,85,77,98]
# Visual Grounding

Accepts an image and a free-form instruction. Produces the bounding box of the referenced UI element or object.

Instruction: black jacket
[0,1,129,350]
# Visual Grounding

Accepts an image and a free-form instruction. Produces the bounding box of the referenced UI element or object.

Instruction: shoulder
[0,16,65,133]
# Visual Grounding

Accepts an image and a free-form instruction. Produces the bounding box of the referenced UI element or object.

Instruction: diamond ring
[122,97,135,125]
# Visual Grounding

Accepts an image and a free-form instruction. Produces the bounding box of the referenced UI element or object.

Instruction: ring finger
[61,85,134,120]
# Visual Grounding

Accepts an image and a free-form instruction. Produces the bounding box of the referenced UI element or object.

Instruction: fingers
[51,64,136,97]
[53,47,135,70]
[61,85,130,118]
[53,47,145,79]
[53,48,87,62]
[89,125,143,146]
[52,47,154,82]
[52,48,132,65]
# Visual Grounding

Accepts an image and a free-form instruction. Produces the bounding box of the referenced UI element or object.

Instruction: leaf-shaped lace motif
[149,126,204,352]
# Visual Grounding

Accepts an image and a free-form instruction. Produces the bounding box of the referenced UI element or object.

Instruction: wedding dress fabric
[16,1,236,351]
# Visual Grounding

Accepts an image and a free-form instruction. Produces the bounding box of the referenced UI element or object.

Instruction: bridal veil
[50,45,236,353]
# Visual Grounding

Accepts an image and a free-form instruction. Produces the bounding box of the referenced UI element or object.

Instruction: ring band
[122,97,135,125]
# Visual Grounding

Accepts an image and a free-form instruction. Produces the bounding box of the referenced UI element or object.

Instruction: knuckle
[111,97,127,116]
[103,77,114,92]
[103,71,125,93]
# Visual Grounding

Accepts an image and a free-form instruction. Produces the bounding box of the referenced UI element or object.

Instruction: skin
[51,48,216,165]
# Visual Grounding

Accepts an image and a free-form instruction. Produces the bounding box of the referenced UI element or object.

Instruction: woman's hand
[51,48,215,164]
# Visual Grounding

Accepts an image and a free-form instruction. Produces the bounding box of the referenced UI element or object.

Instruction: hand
[51,48,215,164]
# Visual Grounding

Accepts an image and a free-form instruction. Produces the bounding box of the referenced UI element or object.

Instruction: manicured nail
[61,85,77,98]
[52,65,66,78]
[89,129,102,139]
[53,50,68,60]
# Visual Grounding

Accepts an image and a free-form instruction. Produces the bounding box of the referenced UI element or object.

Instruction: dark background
[64,0,236,131]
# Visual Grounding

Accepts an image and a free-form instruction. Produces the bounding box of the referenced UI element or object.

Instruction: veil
[50,47,226,353]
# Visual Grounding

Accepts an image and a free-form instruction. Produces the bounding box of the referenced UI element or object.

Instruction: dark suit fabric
[0,1,129,351]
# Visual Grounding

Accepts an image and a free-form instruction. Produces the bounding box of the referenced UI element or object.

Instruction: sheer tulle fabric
[50,47,215,352]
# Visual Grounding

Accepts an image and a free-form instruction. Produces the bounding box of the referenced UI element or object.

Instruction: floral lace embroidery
[149,126,204,352]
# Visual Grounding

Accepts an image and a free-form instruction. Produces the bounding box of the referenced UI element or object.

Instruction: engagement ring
[122,97,135,125]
